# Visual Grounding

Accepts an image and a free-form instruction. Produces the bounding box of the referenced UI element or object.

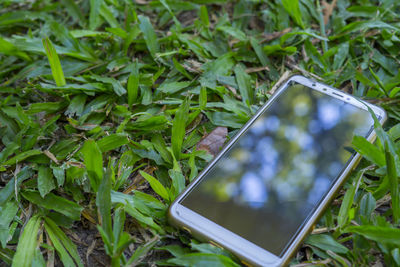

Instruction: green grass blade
[385,142,400,224]
[37,165,56,197]
[44,217,83,267]
[171,99,189,160]
[346,225,400,246]
[12,215,41,267]
[281,0,305,29]
[139,171,170,202]
[337,170,365,228]
[352,135,385,167]
[127,61,139,106]
[42,37,66,87]
[22,191,83,221]
[96,166,113,242]
[80,139,103,192]
[138,15,160,58]
[89,0,103,30]
[234,64,253,106]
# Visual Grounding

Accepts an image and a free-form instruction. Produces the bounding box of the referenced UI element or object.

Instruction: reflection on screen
[180,82,374,256]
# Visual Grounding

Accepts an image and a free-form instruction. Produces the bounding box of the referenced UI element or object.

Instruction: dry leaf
[196,127,228,157]
[260,28,292,43]
[322,0,338,25]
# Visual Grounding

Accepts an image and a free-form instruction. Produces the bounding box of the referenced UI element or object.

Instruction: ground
[0,0,400,266]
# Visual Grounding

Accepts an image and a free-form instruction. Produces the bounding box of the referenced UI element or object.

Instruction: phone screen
[180,82,375,256]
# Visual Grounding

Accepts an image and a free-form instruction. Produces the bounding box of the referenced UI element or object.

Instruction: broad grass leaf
[65,94,87,117]
[2,149,42,166]
[60,0,86,26]
[338,20,398,34]
[51,166,65,187]
[37,165,56,197]
[89,0,103,30]
[169,169,185,198]
[234,64,253,106]
[90,74,126,96]
[217,26,247,41]
[305,234,349,254]
[124,202,165,234]
[385,142,399,223]
[127,60,139,106]
[138,15,159,58]
[80,139,103,192]
[158,81,191,94]
[205,111,246,129]
[151,133,172,164]
[190,242,231,257]
[11,215,41,267]
[352,135,385,167]
[126,236,159,266]
[167,253,240,267]
[126,115,168,131]
[281,0,305,29]
[333,42,349,70]
[99,3,120,28]
[358,192,376,220]
[171,99,189,160]
[0,247,13,265]
[42,37,66,87]
[346,225,400,246]
[139,171,170,202]
[0,201,18,248]
[22,191,83,221]
[0,167,33,206]
[0,37,30,61]
[96,166,113,242]
[44,217,83,267]
[199,6,210,27]
[97,133,128,152]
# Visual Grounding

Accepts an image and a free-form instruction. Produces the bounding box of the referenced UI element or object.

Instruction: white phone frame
[168,75,387,266]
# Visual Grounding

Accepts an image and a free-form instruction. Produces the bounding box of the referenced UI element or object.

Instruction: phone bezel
[168,75,387,266]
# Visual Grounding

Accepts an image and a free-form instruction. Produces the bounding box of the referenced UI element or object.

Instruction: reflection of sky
[183,83,374,254]
[240,172,267,208]
[306,176,332,204]
[318,100,341,130]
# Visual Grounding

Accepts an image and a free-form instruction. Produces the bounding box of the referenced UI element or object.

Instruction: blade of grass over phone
[385,143,399,224]
[337,170,365,228]
[42,37,66,87]
[11,215,41,267]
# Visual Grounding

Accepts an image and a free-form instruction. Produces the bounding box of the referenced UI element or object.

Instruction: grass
[0,0,400,266]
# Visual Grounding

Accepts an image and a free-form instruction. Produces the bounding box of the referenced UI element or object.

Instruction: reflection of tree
[182,83,373,255]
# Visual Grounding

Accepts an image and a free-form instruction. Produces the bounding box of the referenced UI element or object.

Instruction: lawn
[0,0,400,266]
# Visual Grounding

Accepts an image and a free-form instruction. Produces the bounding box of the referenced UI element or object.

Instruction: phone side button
[241,260,253,267]
[182,226,192,234]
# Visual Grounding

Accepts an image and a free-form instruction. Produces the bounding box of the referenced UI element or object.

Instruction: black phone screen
[180,82,374,256]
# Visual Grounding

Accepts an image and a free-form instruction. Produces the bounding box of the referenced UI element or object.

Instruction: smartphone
[168,75,386,266]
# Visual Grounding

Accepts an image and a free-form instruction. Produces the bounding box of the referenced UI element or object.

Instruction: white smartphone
[169,75,386,266]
